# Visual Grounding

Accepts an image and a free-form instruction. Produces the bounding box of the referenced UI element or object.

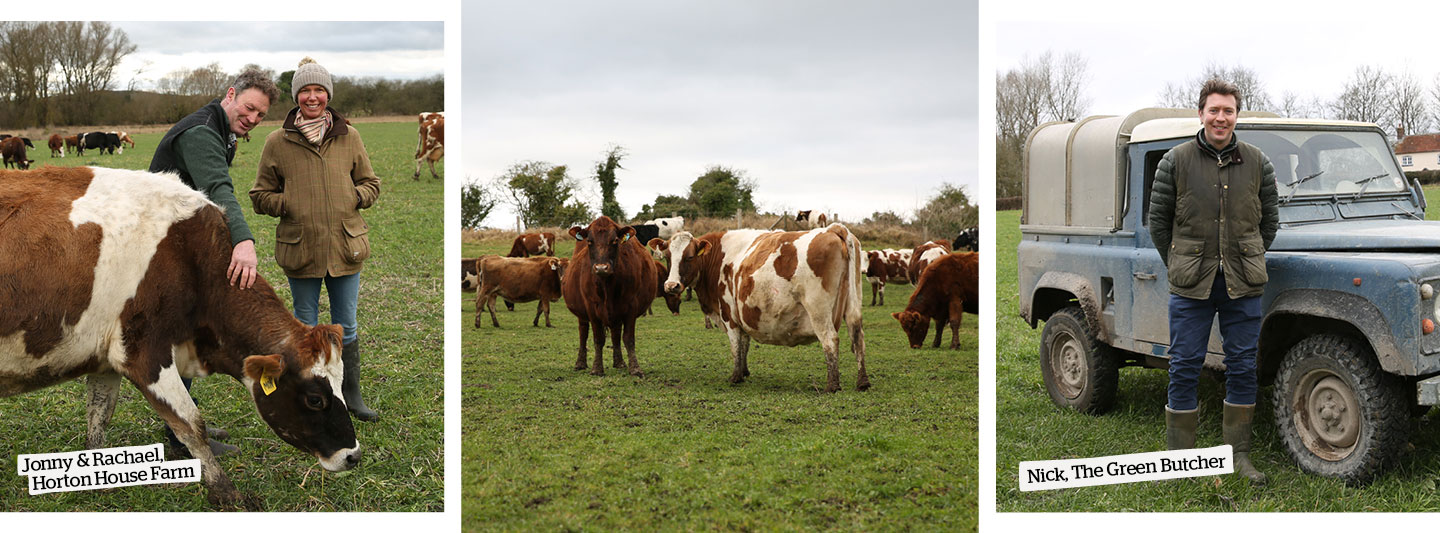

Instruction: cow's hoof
[824,385,841,393]
[629,368,645,378]
[590,368,605,376]
[856,380,872,391]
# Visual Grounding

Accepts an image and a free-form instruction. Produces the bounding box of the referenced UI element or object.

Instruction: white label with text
[1018,445,1234,491]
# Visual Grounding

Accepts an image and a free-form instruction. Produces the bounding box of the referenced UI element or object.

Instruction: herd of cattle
[466,215,980,392]
[0,131,135,170]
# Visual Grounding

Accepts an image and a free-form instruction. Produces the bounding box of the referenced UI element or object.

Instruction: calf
[562,216,657,376]
[1,137,34,169]
[474,256,568,328]
[661,224,869,392]
[892,252,978,349]
[908,239,952,282]
[508,232,557,257]
[0,167,360,508]
[48,133,64,158]
[414,112,444,179]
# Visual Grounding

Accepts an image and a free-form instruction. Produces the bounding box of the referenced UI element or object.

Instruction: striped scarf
[295,112,331,145]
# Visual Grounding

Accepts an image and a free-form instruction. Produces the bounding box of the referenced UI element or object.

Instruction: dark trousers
[1166,270,1262,411]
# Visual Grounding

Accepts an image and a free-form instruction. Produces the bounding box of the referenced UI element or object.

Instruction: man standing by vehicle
[1148,78,1278,484]
[149,68,281,457]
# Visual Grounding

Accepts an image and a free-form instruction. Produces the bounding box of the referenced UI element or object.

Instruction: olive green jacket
[1148,131,1279,300]
[249,107,381,278]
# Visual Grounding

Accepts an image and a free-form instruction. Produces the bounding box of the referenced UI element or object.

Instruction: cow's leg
[738,334,751,377]
[474,290,487,328]
[850,317,870,391]
[132,360,241,507]
[878,284,885,306]
[413,157,422,180]
[540,300,554,327]
[85,372,122,449]
[948,300,965,350]
[590,320,608,375]
[575,320,590,371]
[932,316,944,348]
[804,313,843,393]
[623,317,644,377]
[610,319,624,369]
[429,158,440,179]
[532,301,544,327]
[724,326,748,384]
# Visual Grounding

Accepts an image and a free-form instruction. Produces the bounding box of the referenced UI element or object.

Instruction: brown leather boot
[1223,401,1267,485]
[1166,406,1198,450]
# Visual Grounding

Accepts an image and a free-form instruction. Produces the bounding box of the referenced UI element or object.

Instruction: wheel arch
[1260,289,1409,385]
[1028,271,1108,343]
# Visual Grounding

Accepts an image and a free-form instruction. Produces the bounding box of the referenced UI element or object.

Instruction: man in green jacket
[1148,78,1279,484]
[149,68,281,457]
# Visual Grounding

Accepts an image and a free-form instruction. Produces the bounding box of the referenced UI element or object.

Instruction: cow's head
[548,256,570,283]
[570,216,632,278]
[242,324,360,471]
[460,258,479,290]
[891,310,930,349]
[661,231,708,296]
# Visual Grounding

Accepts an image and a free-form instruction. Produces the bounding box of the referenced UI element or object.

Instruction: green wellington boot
[342,340,379,422]
[1166,406,1198,450]
[1223,401,1268,485]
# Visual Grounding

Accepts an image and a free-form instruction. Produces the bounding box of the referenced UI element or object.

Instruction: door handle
[1134,272,1157,280]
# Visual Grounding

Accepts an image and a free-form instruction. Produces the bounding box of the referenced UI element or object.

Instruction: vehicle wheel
[1273,334,1407,485]
[1039,305,1118,414]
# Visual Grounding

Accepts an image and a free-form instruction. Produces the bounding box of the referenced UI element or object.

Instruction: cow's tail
[824,223,863,332]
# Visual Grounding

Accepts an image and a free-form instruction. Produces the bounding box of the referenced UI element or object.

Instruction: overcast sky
[994,2,1440,119]
[112,22,444,91]
[464,0,975,228]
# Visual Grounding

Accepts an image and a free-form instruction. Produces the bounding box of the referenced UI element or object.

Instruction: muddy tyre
[1040,305,1118,414]
[1273,334,1407,485]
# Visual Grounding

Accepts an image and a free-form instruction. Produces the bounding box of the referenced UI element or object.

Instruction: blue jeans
[1166,270,1262,411]
[289,273,361,344]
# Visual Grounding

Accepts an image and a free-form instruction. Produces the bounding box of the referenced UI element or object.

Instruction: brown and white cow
[892,252,979,349]
[1,136,34,170]
[112,130,136,150]
[508,231,557,257]
[473,256,568,328]
[48,133,65,158]
[661,224,869,392]
[908,239,952,282]
[0,167,360,508]
[461,257,480,291]
[562,216,657,376]
[413,112,444,180]
[864,250,890,306]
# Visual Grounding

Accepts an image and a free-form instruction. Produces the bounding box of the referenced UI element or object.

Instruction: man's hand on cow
[229,240,259,289]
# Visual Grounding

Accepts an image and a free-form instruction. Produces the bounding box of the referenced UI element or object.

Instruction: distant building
[1395,133,1440,172]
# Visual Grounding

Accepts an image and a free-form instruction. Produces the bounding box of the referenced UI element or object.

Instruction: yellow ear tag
[260,374,277,396]
[697,246,708,256]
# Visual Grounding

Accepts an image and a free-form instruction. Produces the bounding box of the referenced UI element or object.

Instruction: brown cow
[892,252,979,349]
[508,232,557,257]
[64,134,80,154]
[473,256,568,328]
[1,137,33,170]
[0,167,360,508]
[413,112,444,180]
[864,250,890,306]
[908,239,952,282]
[562,216,657,376]
[48,133,65,158]
[660,224,869,392]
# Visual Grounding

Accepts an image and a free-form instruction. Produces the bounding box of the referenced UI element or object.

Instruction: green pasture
[461,238,978,530]
[0,120,444,511]
[997,195,1440,512]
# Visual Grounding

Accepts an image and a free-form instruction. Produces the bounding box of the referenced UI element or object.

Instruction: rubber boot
[1166,405,1198,450]
[1223,401,1268,485]
[342,340,379,421]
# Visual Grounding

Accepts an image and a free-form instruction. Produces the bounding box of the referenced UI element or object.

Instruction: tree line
[461,144,977,240]
[0,22,442,129]
[996,50,1440,202]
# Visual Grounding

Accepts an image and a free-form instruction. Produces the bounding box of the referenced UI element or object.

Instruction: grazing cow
[795,210,829,229]
[461,258,480,291]
[80,131,121,155]
[660,224,869,392]
[953,227,978,252]
[908,240,952,282]
[508,232,557,257]
[644,216,685,239]
[473,256,568,328]
[110,131,136,150]
[48,134,64,158]
[864,250,890,306]
[882,249,911,284]
[2,137,34,170]
[0,167,360,508]
[64,134,80,155]
[562,216,657,376]
[892,252,979,349]
[413,112,444,180]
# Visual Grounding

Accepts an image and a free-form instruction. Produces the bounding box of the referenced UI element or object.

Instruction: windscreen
[1238,129,1407,198]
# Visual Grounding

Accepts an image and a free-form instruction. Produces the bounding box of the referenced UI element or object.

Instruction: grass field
[997,196,1440,512]
[460,236,978,530]
[0,119,444,511]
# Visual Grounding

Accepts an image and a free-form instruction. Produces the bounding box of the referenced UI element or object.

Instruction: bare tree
[0,22,58,127]
[1331,65,1395,136]
[180,63,229,97]
[996,50,1090,202]
[53,21,137,122]
[1276,91,1312,118]
[1393,69,1429,137]
[1158,62,1271,111]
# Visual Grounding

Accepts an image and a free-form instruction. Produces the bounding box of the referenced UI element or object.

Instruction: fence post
[736,208,742,229]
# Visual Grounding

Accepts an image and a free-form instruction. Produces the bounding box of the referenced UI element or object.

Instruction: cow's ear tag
[623,234,631,242]
[260,374,277,396]
[697,246,708,256]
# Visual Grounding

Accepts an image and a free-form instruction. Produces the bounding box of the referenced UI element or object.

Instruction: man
[149,68,281,457]
[1148,78,1278,484]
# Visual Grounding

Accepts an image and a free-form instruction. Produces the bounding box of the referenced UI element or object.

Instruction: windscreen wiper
[1348,173,1390,200]
[1280,170,1325,205]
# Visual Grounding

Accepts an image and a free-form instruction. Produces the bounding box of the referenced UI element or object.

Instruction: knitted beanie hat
[291,57,333,101]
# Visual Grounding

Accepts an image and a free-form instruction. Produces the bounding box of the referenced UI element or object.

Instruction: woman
[250,57,382,421]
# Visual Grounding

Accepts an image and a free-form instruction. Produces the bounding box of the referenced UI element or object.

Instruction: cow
[648,258,683,316]
[796,210,828,229]
[0,166,360,508]
[2,137,34,170]
[508,232,557,257]
[562,216,657,376]
[413,112,444,180]
[644,216,685,239]
[908,239,952,282]
[953,227,978,252]
[110,130,136,150]
[64,134,81,155]
[660,224,869,392]
[473,256,568,328]
[864,250,890,306]
[461,258,480,291]
[48,133,64,158]
[882,248,911,285]
[892,252,979,349]
[80,131,121,155]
